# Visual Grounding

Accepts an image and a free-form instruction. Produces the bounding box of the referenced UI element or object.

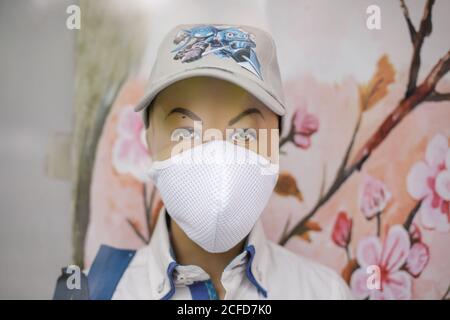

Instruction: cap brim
[134,67,286,127]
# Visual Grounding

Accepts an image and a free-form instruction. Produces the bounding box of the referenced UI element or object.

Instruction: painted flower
[407,134,450,232]
[291,107,319,149]
[359,175,392,220]
[409,223,422,243]
[332,211,352,248]
[405,242,429,278]
[405,223,429,278]
[350,224,430,299]
[350,225,412,300]
[112,105,152,182]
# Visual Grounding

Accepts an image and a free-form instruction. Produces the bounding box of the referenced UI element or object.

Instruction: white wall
[0,0,74,299]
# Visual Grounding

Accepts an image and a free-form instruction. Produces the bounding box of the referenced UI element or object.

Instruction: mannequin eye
[229,128,257,143]
[171,127,200,141]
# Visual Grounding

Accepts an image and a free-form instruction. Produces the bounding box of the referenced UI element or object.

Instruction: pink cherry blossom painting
[75,1,450,299]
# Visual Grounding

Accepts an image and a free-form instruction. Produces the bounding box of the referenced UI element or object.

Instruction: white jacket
[112,208,353,300]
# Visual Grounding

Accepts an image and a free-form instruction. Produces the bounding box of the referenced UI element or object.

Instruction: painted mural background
[73,0,450,299]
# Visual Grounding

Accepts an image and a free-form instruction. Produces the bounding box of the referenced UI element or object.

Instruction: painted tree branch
[279,115,295,148]
[279,157,354,245]
[403,201,421,231]
[128,184,158,245]
[404,0,434,97]
[426,90,450,102]
[279,0,450,246]
[399,0,417,42]
[126,218,148,244]
[352,50,450,169]
[442,284,450,300]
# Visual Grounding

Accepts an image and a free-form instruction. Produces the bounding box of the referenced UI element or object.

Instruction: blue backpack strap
[88,244,136,300]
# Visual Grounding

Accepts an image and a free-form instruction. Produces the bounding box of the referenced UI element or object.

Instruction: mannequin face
[146,76,279,162]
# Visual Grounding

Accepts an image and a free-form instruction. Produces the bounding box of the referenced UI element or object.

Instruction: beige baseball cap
[135,24,287,127]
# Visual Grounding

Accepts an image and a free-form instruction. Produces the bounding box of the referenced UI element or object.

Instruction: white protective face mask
[148,140,279,253]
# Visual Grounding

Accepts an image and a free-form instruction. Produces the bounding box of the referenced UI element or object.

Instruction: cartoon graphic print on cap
[171,25,263,80]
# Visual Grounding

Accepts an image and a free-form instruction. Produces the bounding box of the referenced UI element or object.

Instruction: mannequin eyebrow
[165,107,202,121]
[228,108,264,126]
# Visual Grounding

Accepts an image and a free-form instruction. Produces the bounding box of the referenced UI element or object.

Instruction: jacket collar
[146,207,269,299]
